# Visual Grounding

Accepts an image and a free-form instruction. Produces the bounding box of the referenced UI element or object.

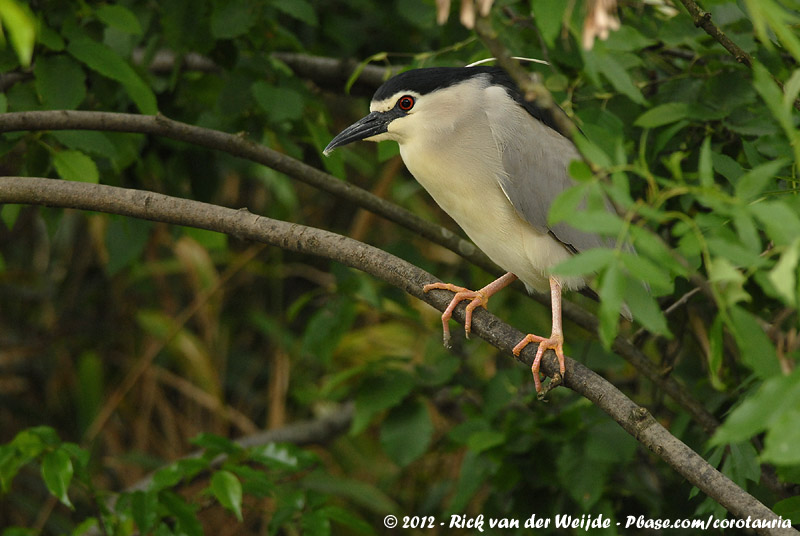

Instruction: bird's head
[324,67,514,155]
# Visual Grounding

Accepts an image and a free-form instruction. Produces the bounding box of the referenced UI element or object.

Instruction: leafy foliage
[0,0,799,534]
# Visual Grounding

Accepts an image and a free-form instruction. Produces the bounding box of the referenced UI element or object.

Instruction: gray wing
[489,108,612,254]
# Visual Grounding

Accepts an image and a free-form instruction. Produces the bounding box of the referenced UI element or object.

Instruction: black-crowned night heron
[324,66,616,393]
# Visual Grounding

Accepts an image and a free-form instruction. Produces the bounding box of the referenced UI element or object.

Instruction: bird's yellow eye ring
[397,95,415,111]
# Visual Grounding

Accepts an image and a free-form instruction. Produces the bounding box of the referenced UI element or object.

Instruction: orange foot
[512,332,565,394]
[422,283,488,347]
[423,273,518,347]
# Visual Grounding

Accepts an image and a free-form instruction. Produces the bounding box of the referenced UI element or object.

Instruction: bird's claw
[423,282,489,345]
[513,333,565,394]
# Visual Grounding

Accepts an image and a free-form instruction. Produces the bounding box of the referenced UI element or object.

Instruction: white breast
[399,124,583,293]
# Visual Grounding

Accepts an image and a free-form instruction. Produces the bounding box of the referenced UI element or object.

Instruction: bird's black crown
[373,66,565,137]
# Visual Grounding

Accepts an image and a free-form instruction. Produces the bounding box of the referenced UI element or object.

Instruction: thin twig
[678,0,752,67]
[677,0,800,112]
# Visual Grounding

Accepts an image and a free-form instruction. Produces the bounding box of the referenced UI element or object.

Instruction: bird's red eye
[397,95,415,111]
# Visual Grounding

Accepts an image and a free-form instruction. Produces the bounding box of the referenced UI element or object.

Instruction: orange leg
[423,272,518,347]
[512,277,565,393]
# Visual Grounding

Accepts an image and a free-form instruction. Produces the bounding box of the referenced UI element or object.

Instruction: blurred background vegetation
[0,0,799,534]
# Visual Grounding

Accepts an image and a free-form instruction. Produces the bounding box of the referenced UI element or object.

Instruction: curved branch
[125,403,355,494]
[0,110,492,269]
[0,177,793,534]
[271,52,400,95]
[0,110,719,434]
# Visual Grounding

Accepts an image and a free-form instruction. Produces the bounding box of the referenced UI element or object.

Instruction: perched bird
[324,66,616,393]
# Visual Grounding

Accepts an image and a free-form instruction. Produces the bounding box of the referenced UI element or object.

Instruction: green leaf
[41,448,73,508]
[95,4,143,35]
[272,0,318,26]
[768,238,800,306]
[557,442,609,509]
[698,136,713,187]
[351,371,415,435]
[631,226,688,277]
[585,421,637,463]
[379,398,432,467]
[619,251,672,295]
[10,427,55,458]
[0,445,24,493]
[750,200,800,247]
[466,429,505,453]
[150,458,208,490]
[724,442,761,486]
[783,68,800,114]
[76,352,103,435]
[191,433,242,456]
[567,160,594,182]
[712,152,745,184]
[50,131,118,160]
[761,407,800,465]
[552,248,614,277]
[210,470,243,521]
[572,132,611,167]
[589,50,647,105]
[34,55,86,109]
[300,296,357,364]
[549,184,589,225]
[734,158,788,201]
[711,368,800,445]
[252,82,305,123]
[623,277,670,336]
[0,0,36,67]
[130,490,159,534]
[728,305,781,379]
[752,60,800,163]
[597,263,625,347]
[105,216,152,274]
[302,471,397,514]
[37,24,64,51]
[634,102,690,128]
[210,0,255,39]
[159,491,203,536]
[708,257,750,306]
[318,505,374,535]
[746,0,800,62]
[707,314,725,390]
[532,0,567,47]
[67,37,157,115]
[301,510,331,536]
[448,450,491,513]
[773,495,800,521]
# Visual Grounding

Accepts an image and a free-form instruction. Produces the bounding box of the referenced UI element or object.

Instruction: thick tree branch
[0,110,491,272]
[271,52,400,96]
[0,177,793,535]
[0,110,719,435]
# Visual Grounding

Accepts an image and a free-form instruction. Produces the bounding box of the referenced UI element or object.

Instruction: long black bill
[323,111,391,156]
